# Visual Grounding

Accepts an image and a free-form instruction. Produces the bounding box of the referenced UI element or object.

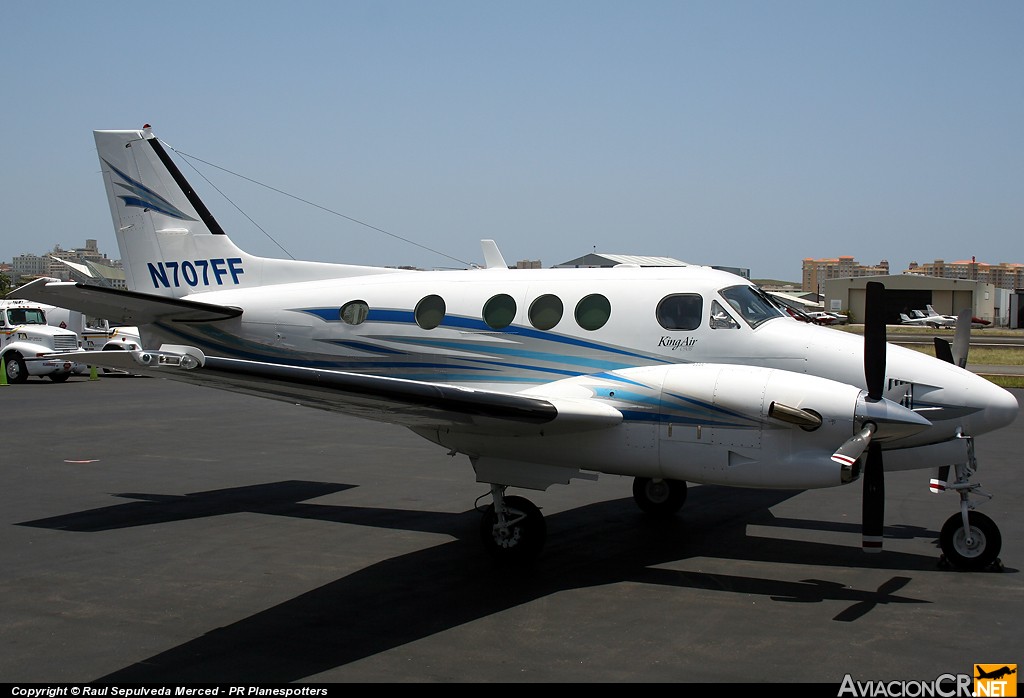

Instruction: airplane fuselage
[137,264,1016,475]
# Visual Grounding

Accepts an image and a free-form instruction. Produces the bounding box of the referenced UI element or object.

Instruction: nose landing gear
[937,433,1002,571]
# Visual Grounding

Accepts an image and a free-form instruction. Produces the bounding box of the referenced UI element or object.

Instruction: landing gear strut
[938,433,1002,571]
[479,485,546,563]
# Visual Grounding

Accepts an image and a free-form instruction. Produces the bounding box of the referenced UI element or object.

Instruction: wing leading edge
[59,347,623,436]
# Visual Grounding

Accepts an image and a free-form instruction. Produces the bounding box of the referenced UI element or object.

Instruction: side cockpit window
[656,294,702,331]
[710,300,739,329]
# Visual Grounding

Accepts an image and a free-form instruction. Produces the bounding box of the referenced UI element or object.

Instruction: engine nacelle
[434,363,928,492]
[652,363,864,488]
[526,363,879,489]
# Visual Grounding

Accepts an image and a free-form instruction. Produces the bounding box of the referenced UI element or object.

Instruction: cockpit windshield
[718,285,785,329]
[6,308,47,325]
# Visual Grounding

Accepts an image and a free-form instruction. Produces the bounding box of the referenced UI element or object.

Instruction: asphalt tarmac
[1,375,1021,683]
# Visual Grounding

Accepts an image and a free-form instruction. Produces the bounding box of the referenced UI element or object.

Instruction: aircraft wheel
[633,477,687,517]
[479,495,546,563]
[940,511,1001,571]
[4,353,28,384]
[49,372,71,383]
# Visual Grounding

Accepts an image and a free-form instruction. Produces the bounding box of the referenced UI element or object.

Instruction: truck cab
[1,299,80,383]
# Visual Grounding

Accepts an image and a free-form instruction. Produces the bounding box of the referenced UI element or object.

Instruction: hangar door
[851,288,934,325]
[886,290,935,324]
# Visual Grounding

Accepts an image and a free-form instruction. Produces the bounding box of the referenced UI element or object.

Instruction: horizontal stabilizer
[8,278,241,325]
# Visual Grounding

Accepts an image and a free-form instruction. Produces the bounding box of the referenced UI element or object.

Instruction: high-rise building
[801,256,889,293]
[905,259,1024,290]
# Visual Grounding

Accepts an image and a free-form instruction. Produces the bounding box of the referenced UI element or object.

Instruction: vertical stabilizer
[95,126,402,297]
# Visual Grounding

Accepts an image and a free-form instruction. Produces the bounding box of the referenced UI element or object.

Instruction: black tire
[479,495,546,563]
[633,477,687,517]
[48,372,71,383]
[940,511,1001,571]
[4,353,28,384]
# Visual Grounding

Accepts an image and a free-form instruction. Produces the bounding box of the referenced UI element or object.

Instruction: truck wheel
[4,353,28,384]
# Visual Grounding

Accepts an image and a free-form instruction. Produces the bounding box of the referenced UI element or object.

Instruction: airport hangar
[823,275,998,325]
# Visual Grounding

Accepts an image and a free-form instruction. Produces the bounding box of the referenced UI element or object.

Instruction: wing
[8,279,240,324]
[52,346,623,436]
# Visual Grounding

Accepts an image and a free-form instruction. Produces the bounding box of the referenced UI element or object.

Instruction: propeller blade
[930,465,951,494]
[952,309,971,368]
[934,337,954,365]
[831,424,874,468]
[864,282,886,400]
[862,441,884,552]
[883,382,911,403]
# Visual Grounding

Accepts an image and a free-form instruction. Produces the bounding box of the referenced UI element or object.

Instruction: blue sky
[2,1,1021,281]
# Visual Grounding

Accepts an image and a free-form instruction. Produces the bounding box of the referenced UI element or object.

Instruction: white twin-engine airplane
[11,126,1019,569]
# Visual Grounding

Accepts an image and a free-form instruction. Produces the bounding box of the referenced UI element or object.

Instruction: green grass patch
[967,347,1024,365]
[839,325,1024,338]
[900,344,1024,365]
[984,375,1024,389]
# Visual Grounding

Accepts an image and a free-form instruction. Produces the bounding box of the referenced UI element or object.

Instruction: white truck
[1,299,81,383]
[40,306,141,353]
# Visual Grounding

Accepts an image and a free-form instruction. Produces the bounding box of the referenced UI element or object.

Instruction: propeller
[860,281,886,552]
[827,283,937,551]
[830,282,931,552]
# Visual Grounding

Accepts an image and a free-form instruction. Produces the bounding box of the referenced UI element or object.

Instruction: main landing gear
[479,485,546,563]
[632,477,687,518]
[478,478,689,564]
[937,433,1002,571]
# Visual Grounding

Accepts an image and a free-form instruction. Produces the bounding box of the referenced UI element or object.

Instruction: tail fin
[96,126,399,297]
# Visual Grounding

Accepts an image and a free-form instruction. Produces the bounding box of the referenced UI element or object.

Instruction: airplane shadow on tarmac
[20,480,946,683]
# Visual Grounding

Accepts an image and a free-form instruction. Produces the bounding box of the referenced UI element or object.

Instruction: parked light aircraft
[9,126,1019,569]
[903,307,989,330]
[923,305,991,329]
[899,312,948,329]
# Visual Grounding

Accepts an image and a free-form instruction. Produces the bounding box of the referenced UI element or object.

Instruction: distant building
[49,256,127,289]
[515,259,542,269]
[46,240,113,280]
[9,239,119,284]
[905,258,1024,290]
[802,256,889,293]
[825,275,999,325]
[12,253,48,279]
